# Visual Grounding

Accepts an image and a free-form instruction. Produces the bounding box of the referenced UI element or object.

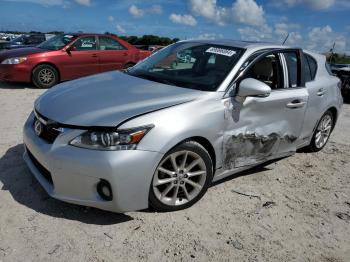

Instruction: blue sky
[0,0,349,53]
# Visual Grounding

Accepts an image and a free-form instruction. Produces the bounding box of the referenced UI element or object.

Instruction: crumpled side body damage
[222,94,303,170]
[223,132,297,169]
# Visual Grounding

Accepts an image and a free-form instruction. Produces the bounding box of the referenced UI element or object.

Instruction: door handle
[317,88,325,96]
[91,54,98,58]
[123,53,128,56]
[286,100,306,109]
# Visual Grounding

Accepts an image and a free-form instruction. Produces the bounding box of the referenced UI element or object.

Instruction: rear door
[97,36,130,72]
[299,53,328,145]
[222,49,309,169]
[59,36,100,79]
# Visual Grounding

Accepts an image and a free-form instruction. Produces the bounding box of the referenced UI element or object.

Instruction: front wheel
[123,63,135,69]
[149,141,213,212]
[32,64,59,88]
[307,111,334,152]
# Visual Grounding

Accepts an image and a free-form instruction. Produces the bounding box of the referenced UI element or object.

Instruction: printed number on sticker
[206,47,236,57]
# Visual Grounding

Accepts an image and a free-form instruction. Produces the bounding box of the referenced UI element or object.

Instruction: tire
[123,63,135,69]
[171,61,178,69]
[32,64,59,88]
[149,141,213,212]
[306,111,334,152]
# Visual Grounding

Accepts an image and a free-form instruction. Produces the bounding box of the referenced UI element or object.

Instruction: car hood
[0,47,45,61]
[35,71,204,127]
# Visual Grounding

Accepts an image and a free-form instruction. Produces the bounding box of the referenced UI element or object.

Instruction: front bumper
[0,63,32,82]
[23,113,164,213]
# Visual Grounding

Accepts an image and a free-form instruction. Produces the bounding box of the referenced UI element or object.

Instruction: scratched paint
[223,132,297,169]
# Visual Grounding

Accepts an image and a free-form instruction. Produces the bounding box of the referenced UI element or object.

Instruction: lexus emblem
[34,120,43,136]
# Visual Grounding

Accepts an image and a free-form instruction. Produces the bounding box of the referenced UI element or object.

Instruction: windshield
[126,42,244,91]
[37,34,77,50]
[10,36,24,44]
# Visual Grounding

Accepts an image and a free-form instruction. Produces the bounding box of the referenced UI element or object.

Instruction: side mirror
[236,78,271,98]
[65,45,76,53]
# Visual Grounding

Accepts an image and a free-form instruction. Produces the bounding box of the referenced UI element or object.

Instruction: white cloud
[274,23,301,41]
[128,4,162,18]
[169,14,197,26]
[190,0,265,26]
[74,0,91,6]
[238,23,348,53]
[195,33,223,40]
[148,4,162,14]
[190,0,225,25]
[129,4,144,18]
[116,24,126,34]
[307,25,346,52]
[232,0,265,27]
[108,16,114,22]
[275,0,336,9]
[238,22,303,45]
[238,24,273,42]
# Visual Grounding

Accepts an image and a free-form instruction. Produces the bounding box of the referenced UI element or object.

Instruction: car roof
[180,39,297,50]
[64,33,118,37]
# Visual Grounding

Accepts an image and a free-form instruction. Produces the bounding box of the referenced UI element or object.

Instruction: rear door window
[98,36,126,50]
[284,52,299,88]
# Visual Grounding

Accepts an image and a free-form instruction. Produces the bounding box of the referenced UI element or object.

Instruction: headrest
[253,57,273,78]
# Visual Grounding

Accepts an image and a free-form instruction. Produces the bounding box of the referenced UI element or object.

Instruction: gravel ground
[0,82,349,262]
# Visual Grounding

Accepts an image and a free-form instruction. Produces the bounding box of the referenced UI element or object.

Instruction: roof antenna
[282,33,289,45]
[329,42,336,64]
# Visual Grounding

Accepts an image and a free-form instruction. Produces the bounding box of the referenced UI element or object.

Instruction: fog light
[97,179,113,201]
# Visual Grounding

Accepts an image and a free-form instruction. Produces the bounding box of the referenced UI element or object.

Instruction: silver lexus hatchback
[23,40,343,212]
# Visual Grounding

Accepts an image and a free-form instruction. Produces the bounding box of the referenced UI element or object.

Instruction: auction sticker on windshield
[206,47,236,57]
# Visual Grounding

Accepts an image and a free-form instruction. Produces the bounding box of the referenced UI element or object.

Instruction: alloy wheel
[38,68,55,85]
[315,114,333,149]
[152,150,207,206]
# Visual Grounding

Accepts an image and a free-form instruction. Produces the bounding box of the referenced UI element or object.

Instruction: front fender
[119,94,225,168]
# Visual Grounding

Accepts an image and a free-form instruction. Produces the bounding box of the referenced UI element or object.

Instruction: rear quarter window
[305,54,317,80]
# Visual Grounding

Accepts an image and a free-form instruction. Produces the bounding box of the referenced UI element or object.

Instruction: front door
[222,49,309,169]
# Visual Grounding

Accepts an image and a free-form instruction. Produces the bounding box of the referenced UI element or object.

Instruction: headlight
[1,57,27,64]
[69,125,154,151]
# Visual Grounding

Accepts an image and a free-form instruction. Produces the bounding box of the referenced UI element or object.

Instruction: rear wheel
[149,141,213,212]
[32,64,59,88]
[306,111,334,152]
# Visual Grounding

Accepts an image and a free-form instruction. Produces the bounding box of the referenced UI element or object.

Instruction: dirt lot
[0,81,349,262]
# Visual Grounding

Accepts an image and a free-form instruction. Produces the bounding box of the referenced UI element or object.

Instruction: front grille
[27,148,53,185]
[33,116,61,143]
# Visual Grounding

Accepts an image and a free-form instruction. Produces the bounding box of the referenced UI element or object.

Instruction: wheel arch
[31,62,61,82]
[312,106,338,135]
[170,136,217,172]
[123,61,136,68]
[328,106,338,124]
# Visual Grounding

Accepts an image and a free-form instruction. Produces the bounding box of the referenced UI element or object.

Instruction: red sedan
[0,33,151,88]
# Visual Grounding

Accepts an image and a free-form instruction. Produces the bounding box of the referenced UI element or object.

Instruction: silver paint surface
[24,41,343,212]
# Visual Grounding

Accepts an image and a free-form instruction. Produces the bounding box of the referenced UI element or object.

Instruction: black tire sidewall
[123,63,135,69]
[32,64,59,88]
[149,141,213,212]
